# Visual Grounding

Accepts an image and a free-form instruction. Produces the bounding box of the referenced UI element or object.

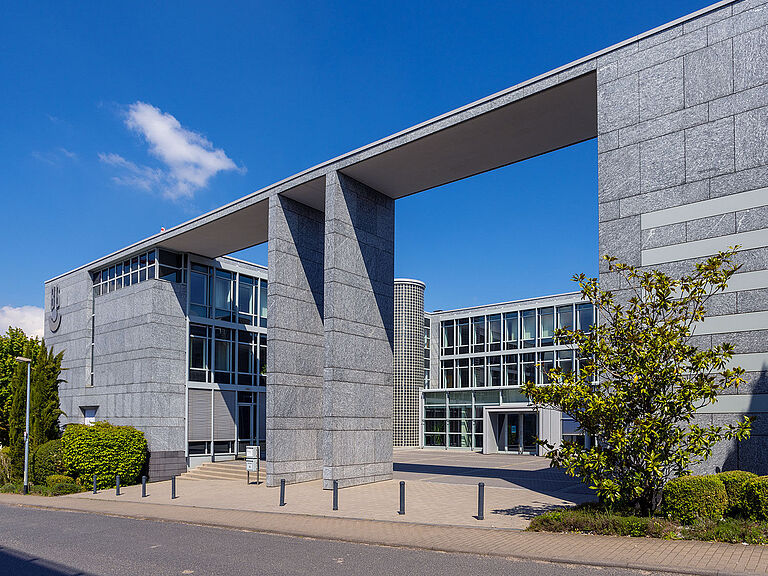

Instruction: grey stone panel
[266,194,325,486]
[736,205,768,233]
[735,106,768,171]
[618,180,709,218]
[597,130,619,153]
[686,212,736,241]
[709,82,768,122]
[737,287,768,312]
[641,222,686,249]
[702,292,738,316]
[597,74,638,133]
[685,117,736,181]
[598,145,639,202]
[734,24,768,91]
[324,171,394,489]
[619,103,708,148]
[710,164,768,198]
[712,330,768,354]
[709,1,768,43]
[684,40,733,107]
[640,132,685,192]
[683,3,732,33]
[618,27,707,77]
[599,216,641,270]
[599,200,620,223]
[639,58,684,121]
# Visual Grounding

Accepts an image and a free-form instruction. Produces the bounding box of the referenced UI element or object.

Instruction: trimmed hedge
[744,476,768,521]
[31,440,65,484]
[61,422,148,489]
[46,474,75,488]
[48,483,81,496]
[663,475,728,525]
[716,471,757,516]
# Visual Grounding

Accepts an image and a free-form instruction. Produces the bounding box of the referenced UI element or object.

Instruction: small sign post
[245,445,260,484]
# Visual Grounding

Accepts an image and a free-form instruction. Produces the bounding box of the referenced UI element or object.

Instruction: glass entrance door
[501,412,538,454]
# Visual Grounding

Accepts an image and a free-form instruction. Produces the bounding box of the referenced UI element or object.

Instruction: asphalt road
[0,504,674,576]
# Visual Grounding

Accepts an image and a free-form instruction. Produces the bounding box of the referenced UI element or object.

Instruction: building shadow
[491,502,569,520]
[393,461,594,499]
[0,546,90,576]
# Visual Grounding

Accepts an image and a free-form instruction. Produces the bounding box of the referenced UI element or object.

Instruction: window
[441,321,455,356]
[557,304,573,331]
[190,264,211,318]
[471,357,485,387]
[238,331,254,386]
[577,303,594,332]
[238,276,255,325]
[471,316,485,353]
[504,312,518,350]
[259,280,268,327]
[441,360,455,388]
[93,249,157,297]
[504,354,518,386]
[557,350,573,374]
[521,353,536,384]
[214,269,233,322]
[521,310,536,348]
[81,406,97,425]
[189,324,211,382]
[214,327,234,384]
[486,356,501,387]
[259,334,267,386]
[456,318,469,355]
[488,314,501,352]
[539,307,554,346]
[538,351,554,384]
[456,358,469,387]
[158,249,184,283]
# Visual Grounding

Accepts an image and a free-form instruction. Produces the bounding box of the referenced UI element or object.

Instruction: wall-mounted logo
[49,285,61,333]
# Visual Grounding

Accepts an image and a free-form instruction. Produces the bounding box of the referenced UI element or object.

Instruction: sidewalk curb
[0,494,764,576]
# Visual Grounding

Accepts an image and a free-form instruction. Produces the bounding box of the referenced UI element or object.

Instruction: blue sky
[0,0,713,335]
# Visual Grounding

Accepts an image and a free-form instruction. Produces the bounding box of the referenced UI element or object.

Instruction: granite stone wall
[323,172,395,488]
[597,0,768,474]
[266,194,326,485]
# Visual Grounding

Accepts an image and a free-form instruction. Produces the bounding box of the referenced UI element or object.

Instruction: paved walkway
[1,493,766,576]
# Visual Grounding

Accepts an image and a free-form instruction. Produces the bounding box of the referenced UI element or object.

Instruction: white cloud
[0,306,44,339]
[101,102,243,200]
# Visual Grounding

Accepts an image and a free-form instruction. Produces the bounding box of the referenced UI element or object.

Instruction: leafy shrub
[0,447,12,483]
[46,474,74,487]
[662,475,727,525]
[61,422,148,489]
[685,518,767,545]
[527,505,675,537]
[0,482,21,493]
[48,482,81,496]
[716,471,757,516]
[31,439,64,484]
[744,476,768,520]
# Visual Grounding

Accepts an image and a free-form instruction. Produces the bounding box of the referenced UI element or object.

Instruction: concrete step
[180,459,263,482]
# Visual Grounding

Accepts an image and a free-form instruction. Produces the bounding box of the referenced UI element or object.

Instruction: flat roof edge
[428,291,583,315]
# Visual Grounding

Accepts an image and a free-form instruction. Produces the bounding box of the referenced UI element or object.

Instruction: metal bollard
[477,482,485,520]
[332,480,338,511]
[92,475,98,494]
[398,481,406,515]
[115,475,121,496]
[279,479,286,506]
[141,476,147,498]
[171,475,176,499]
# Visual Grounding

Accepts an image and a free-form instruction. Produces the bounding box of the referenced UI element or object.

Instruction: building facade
[421,293,595,455]
[46,249,268,480]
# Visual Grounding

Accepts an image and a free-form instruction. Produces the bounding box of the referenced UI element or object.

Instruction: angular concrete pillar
[266,194,325,485]
[323,171,395,488]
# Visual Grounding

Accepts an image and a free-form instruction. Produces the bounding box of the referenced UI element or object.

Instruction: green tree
[8,339,65,477]
[0,327,36,445]
[523,249,752,514]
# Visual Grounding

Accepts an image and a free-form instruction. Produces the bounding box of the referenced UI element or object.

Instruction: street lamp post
[16,356,31,495]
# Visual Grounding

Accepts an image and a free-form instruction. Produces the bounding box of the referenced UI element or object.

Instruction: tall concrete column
[323,171,395,488]
[266,194,325,485]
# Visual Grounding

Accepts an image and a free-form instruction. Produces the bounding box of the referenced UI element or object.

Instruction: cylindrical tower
[393,278,425,447]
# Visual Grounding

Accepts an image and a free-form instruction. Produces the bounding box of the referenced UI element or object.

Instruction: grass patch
[528,504,768,544]
[0,482,84,496]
